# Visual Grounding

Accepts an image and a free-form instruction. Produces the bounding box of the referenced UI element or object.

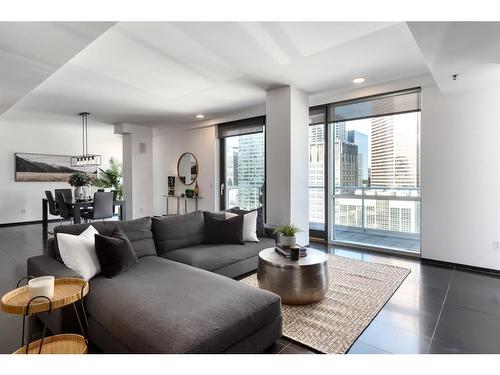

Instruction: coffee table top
[259,247,328,268]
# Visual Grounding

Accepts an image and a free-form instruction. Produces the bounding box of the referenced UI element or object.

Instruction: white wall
[421,85,500,270]
[0,111,122,224]
[115,123,153,220]
[153,126,218,216]
[266,86,309,245]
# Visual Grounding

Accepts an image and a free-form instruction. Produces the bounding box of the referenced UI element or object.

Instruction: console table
[162,195,203,215]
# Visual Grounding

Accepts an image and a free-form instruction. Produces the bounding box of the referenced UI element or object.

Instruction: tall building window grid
[308,120,326,232]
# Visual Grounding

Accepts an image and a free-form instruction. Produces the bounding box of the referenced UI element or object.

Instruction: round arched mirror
[177,152,198,185]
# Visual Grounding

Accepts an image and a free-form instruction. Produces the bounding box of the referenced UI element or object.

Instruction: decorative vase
[83,186,91,199]
[185,189,194,198]
[194,181,199,197]
[280,235,296,248]
[74,186,84,199]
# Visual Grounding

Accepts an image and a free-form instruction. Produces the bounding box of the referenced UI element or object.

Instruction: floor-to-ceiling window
[328,88,421,253]
[219,117,265,211]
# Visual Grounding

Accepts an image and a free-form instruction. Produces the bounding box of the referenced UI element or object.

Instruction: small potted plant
[274,224,302,248]
[68,172,91,199]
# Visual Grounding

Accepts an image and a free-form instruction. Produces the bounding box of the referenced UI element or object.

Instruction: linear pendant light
[70,112,102,167]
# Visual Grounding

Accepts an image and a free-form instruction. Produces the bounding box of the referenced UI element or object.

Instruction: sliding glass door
[219,117,265,211]
[328,89,421,253]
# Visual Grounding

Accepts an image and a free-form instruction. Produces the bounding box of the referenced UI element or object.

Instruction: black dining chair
[82,192,114,222]
[45,191,60,233]
[55,191,74,224]
[55,189,72,203]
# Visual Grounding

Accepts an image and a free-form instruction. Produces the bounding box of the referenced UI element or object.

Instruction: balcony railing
[309,185,421,251]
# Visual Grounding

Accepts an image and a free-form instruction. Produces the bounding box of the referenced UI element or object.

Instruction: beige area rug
[240,254,410,354]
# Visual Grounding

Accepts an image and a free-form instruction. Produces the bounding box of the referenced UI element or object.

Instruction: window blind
[330,87,421,123]
[217,116,265,139]
[309,106,326,125]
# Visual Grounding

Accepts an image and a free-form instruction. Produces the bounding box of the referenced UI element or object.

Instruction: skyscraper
[309,125,325,226]
[335,141,358,186]
[335,122,347,142]
[347,130,368,185]
[236,133,265,210]
[370,116,419,187]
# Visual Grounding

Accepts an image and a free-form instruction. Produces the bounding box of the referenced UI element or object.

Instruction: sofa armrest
[27,255,83,279]
[264,224,279,241]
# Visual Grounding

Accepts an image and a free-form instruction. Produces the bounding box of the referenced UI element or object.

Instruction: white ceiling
[4,21,493,127]
[407,22,500,95]
[0,22,114,115]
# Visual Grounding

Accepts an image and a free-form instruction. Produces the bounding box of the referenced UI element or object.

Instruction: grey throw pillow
[152,211,205,254]
[203,212,244,244]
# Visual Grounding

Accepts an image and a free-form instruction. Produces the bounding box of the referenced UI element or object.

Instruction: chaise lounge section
[27,213,282,353]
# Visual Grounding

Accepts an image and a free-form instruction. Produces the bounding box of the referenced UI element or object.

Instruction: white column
[266,86,309,245]
[114,123,153,219]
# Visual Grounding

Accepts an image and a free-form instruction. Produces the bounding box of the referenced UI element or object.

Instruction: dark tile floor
[1,224,500,354]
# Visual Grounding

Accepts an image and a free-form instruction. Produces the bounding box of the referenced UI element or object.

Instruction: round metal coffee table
[257,248,329,305]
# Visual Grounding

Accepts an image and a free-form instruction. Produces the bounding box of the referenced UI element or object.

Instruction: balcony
[309,186,421,253]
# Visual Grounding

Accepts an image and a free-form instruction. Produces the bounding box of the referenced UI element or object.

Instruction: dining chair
[54,189,72,202]
[45,191,60,234]
[82,192,114,222]
[55,191,74,225]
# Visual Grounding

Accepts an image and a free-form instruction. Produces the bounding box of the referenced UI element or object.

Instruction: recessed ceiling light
[352,77,365,84]
[196,114,204,119]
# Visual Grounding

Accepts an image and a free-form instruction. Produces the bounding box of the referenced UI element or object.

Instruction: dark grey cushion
[53,217,156,259]
[227,206,265,237]
[86,256,281,353]
[160,237,275,272]
[95,226,139,278]
[152,211,205,254]
[203,211,244,245]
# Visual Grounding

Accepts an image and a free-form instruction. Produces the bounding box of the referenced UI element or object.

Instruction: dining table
[42,197,126,230]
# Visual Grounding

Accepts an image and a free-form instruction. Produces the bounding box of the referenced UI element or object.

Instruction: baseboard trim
[0,219,60,228]
[421,257,500,277]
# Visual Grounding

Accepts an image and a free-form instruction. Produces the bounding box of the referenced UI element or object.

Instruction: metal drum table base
[257,248,329,305]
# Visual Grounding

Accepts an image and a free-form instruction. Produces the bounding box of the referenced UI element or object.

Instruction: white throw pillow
[57,225,101,281]
[225,211,259,242]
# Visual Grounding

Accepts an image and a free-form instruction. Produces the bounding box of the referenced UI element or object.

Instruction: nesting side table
[1,277,89,354]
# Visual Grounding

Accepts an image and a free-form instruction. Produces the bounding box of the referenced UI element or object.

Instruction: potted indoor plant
[92,158,123,200]
[68,172,91,199]
[274,224,302,247]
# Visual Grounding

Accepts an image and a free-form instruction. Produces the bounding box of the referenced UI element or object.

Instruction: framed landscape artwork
[15,152,98,182]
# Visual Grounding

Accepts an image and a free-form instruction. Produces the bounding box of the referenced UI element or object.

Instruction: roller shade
[309,106,326,125]
[330,87,421,123]
[218,116,265,139]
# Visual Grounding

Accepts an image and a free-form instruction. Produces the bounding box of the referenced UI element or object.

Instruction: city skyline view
[309,110,421,250]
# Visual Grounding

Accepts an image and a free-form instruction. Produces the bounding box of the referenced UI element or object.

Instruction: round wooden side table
[1,277,89,354]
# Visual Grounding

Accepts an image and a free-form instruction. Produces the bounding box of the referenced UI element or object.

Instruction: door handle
[220,183,225,196]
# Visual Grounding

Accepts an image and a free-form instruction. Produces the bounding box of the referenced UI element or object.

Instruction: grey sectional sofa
[27,212,282,353]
